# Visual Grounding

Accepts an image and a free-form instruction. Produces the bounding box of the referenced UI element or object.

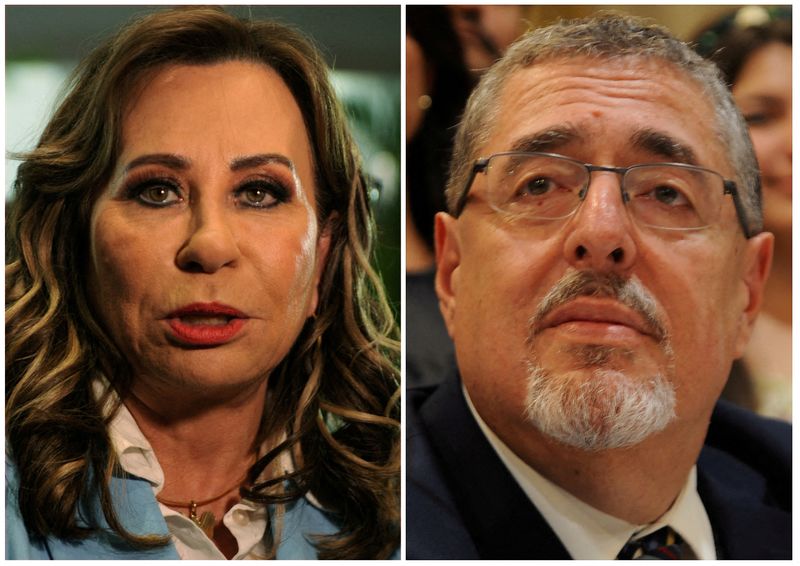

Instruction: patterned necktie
[617,526,684,560]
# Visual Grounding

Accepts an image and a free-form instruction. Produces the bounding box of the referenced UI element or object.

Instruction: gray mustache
[529,270,667,343]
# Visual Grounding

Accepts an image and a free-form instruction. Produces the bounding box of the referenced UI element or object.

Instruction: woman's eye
[132,182,182,206]
[236,181,288,208]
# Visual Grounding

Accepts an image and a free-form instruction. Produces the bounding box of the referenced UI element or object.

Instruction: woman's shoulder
[275,497,398,559]
[6,456,179,560]
[6,458,51,559]
[274,496,338,559]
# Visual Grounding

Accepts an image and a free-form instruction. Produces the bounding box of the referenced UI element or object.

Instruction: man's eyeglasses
[454,151,753,237]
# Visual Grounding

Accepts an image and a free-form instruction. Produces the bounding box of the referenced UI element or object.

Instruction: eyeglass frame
[453,151,755,238]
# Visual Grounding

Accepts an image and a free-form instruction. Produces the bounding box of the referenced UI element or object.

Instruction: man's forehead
[508,53,692,85]
[485,55,726,166]
[496,55,710,117]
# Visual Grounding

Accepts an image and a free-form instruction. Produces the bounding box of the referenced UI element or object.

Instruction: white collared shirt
[107,397,269,559]
[463,386,717,559]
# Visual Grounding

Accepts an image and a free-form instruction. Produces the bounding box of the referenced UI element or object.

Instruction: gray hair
[445,13,762,235]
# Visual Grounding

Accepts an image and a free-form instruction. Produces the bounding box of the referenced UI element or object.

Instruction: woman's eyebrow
[230,153,295,172]
[121,153,296,174]
[124,153,191,173]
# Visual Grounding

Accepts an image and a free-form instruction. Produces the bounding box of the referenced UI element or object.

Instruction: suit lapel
[419,373,571,559]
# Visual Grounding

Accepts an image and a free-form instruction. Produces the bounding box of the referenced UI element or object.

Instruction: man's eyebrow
[124,153,191,173]
[508,125,581,154]
[631,128,698,165]
[230,153,295,172]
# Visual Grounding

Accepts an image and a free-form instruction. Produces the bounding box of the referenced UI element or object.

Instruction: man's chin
[523,363,677,452]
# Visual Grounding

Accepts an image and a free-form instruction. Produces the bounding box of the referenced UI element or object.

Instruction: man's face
[435,57,772,451]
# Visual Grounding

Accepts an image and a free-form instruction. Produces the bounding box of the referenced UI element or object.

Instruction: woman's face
[88,61,329,399]
[733,42,792,239]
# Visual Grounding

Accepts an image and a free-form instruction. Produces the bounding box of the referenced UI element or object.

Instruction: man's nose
[562,172,637,274]
[175,202,241,273]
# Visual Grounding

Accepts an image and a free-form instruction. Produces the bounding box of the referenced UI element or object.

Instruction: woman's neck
[123,377,268,495]
[123,377,270,558]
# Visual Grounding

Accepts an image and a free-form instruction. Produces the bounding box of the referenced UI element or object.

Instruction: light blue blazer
[6,460,342,560]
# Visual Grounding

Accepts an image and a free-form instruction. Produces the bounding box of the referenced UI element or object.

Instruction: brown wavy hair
[6,6,399,559]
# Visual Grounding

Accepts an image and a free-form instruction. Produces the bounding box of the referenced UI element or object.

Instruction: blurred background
[6,5,401,314]
[520,5,750,37]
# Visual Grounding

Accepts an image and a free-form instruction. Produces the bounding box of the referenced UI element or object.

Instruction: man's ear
[307,219,334,318]
[434,212,461,338]
[733,231,774,357]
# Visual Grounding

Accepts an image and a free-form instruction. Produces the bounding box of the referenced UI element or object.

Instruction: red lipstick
[165,302,248,346]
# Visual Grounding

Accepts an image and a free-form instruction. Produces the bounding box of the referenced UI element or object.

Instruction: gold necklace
[156,473,248,538]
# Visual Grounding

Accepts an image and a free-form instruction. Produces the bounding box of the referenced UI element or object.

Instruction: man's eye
[523,177,556,196]
[651,185,689,206]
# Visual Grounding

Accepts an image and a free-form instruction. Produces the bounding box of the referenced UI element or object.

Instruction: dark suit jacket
[407,370,791,559]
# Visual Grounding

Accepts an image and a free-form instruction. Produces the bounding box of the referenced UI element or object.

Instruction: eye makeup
[121,170,185,208]
[114,152,302,210]
[118,168,295,210]
[233,175,292,209]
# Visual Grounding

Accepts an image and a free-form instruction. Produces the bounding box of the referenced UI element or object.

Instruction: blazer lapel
[419,373,571,559]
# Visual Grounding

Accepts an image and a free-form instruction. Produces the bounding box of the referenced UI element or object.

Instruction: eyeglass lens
[486,153,722,230]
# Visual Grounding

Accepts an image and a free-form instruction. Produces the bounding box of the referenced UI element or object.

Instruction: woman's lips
[164,302,248,346]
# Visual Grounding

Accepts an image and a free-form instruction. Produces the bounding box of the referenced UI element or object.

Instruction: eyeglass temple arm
[724,180,754,239]
[454,159,489,217]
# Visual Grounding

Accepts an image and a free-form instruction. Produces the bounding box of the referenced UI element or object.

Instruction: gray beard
[523,347,676,451]
[523,270,676,451]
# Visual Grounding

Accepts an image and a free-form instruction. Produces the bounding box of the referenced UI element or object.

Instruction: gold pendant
[189,501,216,538]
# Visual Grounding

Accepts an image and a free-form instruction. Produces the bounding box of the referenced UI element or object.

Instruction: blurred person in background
[694,6,791,420]
[407,5,525,387]
[406,7,473,386]
[448,5,526,77]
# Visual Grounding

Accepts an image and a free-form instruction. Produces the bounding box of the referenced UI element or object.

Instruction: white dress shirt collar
[463,385,716,559]
[94,378,291,559]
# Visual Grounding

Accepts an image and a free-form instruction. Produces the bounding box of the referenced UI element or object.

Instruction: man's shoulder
[407,375,571,559]
[407,378,482,559]
[703,400,791,487]
[698,401,791,559]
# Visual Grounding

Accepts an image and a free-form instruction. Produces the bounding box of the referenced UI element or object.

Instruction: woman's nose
[175,205,241,273]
